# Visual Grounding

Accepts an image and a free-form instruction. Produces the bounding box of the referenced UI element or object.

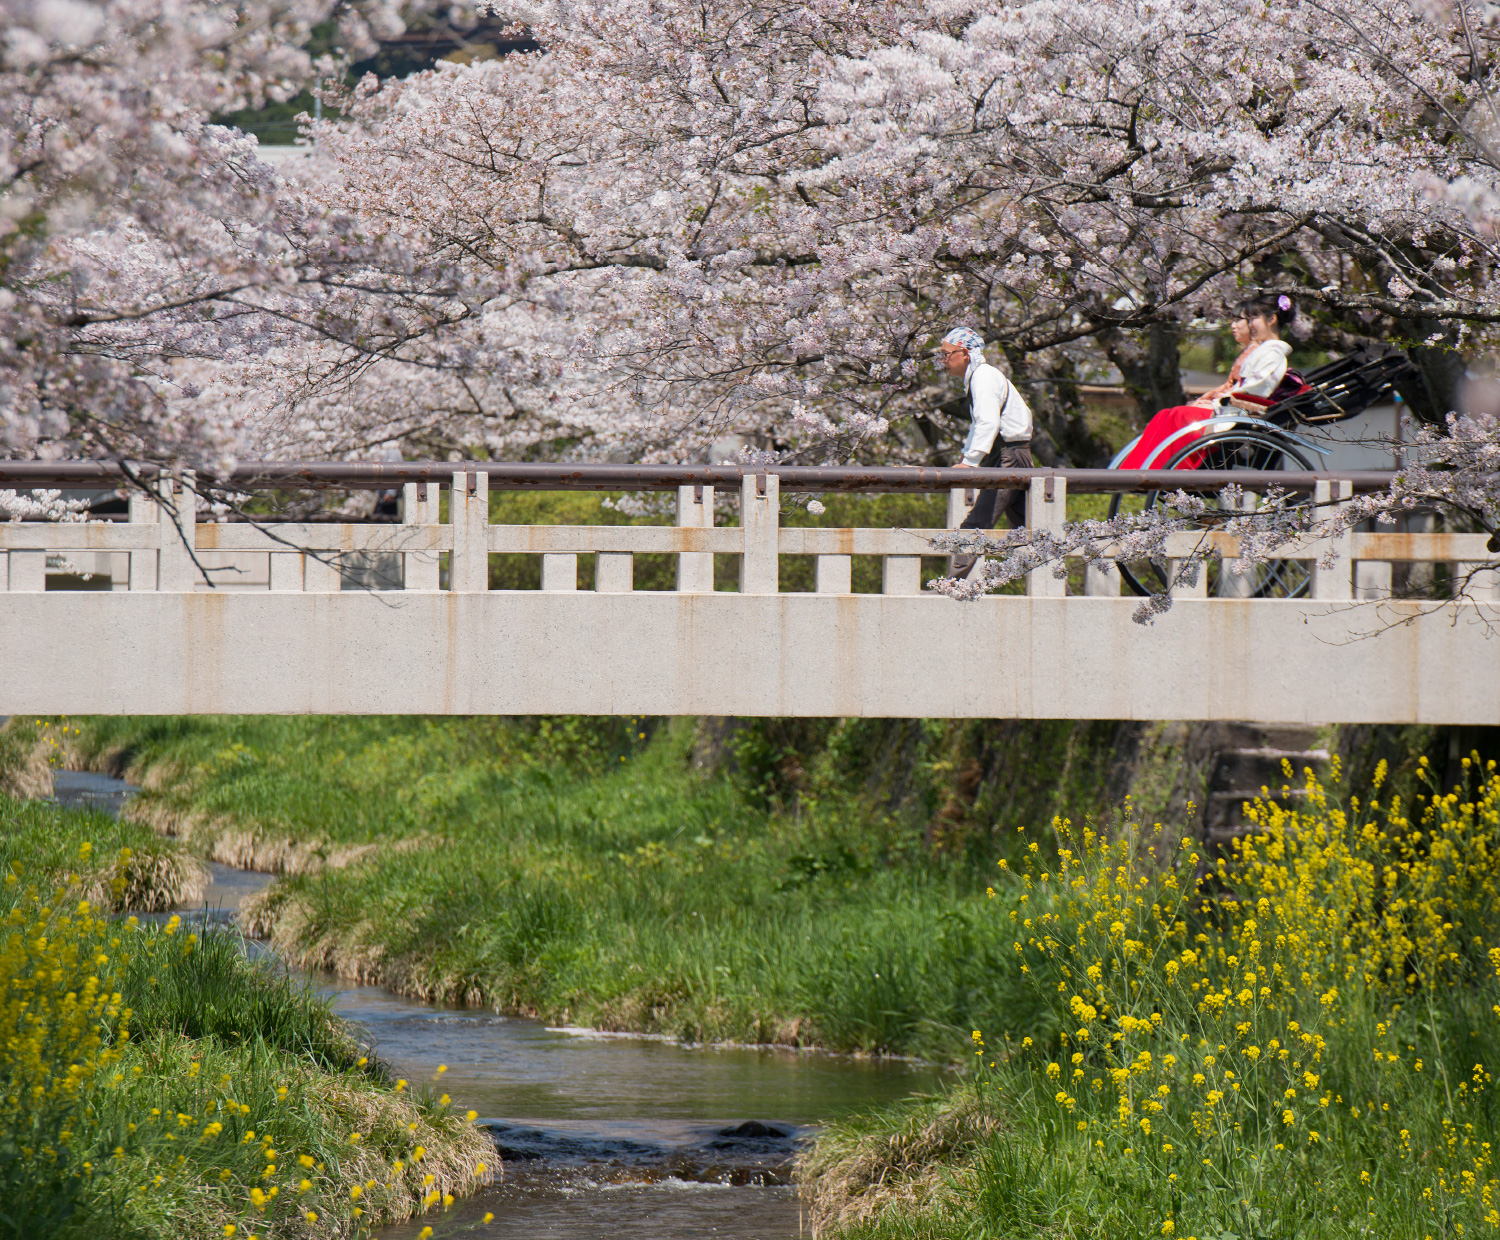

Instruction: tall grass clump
[0,839,491,1240]
[116,928,364,1072]
[0,793,203,913]
[810,757,1500,1239]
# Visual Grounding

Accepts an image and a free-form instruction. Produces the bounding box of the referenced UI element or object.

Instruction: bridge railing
[1,464,1496,600]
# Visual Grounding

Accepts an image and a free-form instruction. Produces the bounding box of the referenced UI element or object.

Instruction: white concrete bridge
[0,463,1495,722]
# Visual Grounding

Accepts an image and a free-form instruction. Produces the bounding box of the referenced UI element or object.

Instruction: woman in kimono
[1119,294,1300,469]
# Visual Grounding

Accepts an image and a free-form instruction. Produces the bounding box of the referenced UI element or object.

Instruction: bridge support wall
[1,591,1494,723]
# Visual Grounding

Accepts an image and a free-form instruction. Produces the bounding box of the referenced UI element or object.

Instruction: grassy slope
[65,714,1037,1059]
[0,793,490,1240]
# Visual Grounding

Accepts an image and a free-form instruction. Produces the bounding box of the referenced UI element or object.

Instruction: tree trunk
[1097,321,1188,427]
[1394,321,1466,425]
[1001,348,1109,467]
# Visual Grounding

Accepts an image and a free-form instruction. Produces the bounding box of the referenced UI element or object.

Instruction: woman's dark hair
[1234,293,1295,330]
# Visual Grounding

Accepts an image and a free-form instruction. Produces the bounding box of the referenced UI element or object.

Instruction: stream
[51,769,950,1239]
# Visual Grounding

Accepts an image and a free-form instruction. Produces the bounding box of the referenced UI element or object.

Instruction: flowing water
[51,769,951,1239]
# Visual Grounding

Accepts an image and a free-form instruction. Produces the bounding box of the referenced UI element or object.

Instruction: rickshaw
[1105,346,1418,598]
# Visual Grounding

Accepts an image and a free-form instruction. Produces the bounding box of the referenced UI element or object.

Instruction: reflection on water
[52,768,139,818]
[322,982,946,1123]
[48,768,947,1240]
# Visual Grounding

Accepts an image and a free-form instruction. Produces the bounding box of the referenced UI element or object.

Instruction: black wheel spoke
[1108,431,1317,599]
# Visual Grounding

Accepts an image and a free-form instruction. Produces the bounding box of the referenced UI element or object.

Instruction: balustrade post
[301,552,342,593]
[946,487,974,528]
[127,489,158,591]
[402,482,441,591]
[739,472,780,594]
[268,551,303,592]
[1406,511,1438,595]
[449,470,490,593]
[815,554,851,594]
[1310,479,1353,601]
[1167,561,1208,599]
[1083,561,1119,597]
[541,553,578,591]
[7,549,45,592]
[596,552,634,592]
[1216,490,1257,598]
[1457,560,1500,602]
[946,485,975,578]
[882,555,921,595]
[1354,552,1393,601]
[1025,475,1066,598]
[676,485,714,593]
[156,474,197,593]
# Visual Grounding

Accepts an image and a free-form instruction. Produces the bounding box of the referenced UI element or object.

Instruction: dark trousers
[959,443,1033,530]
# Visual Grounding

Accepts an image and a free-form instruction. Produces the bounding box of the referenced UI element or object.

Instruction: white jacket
[960,355,1033,465]
[1234,340,1292,399]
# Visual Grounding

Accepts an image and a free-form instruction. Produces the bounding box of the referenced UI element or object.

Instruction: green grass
[803,765,1500,1239]
[0,793,491,1240]
[63,714,1039,1059]
[116,924,366,1073]
[0,791,203,912]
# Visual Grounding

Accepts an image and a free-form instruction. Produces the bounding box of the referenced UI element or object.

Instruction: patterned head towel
[942,327,986,359]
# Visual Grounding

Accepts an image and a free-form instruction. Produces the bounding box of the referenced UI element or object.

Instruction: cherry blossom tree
[9,0,1500,576]
[0,0,445,471]
[226,0,1500,468]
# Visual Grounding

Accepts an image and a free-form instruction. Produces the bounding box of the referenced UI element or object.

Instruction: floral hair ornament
[1277,294,1292,311]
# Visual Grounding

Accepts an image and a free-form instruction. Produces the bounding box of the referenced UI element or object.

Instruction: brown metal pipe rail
[0,461,1401,494]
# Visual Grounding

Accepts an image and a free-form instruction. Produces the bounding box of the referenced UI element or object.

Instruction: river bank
[12,716,1491,1237]
[0,785,491,1240]
[29,764,954,1240]
[44,714,1047,1061]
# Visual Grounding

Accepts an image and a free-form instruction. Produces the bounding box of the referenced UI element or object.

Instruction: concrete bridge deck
[1,465,1495,722]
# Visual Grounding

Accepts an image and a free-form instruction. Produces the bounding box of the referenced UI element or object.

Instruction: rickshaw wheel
[1106,430,1320,599]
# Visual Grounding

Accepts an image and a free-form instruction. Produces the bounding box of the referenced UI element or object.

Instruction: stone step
[1199,724,1330,850]
[1254,725,1326,752]
[1209,787,1310,802]
[1223,747,1329,763]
